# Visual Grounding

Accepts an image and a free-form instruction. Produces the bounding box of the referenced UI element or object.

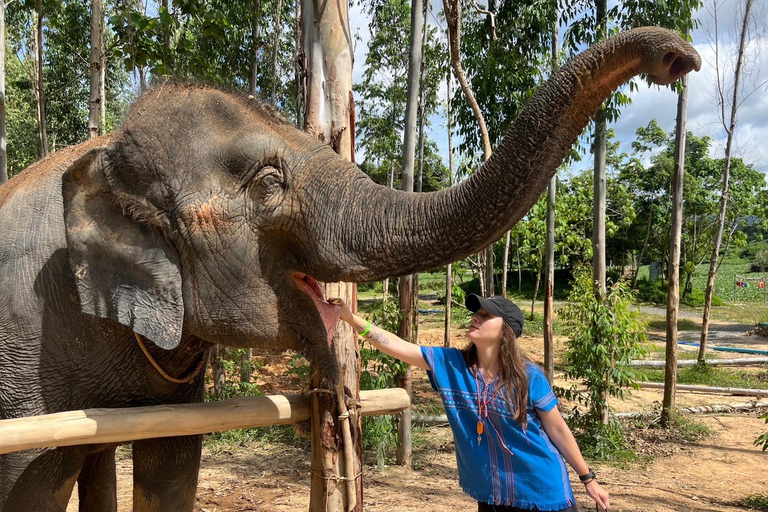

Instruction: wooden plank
[0,388,409,455]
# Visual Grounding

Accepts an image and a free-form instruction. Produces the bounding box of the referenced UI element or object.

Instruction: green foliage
[741,494,768,511]
[755,414,768,453]
[204,348,262,401]
[556,266,647,459]
[634,278,725,307]
[204,425,308,453]
[453,1,555,157]
[752,249,768,272]
[358,298,406,466]
[356,0,448,191]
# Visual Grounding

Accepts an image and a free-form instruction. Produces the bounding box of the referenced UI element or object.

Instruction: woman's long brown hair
[462,323,533,429]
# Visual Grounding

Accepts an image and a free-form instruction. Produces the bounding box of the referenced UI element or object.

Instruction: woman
[335,293,611,512]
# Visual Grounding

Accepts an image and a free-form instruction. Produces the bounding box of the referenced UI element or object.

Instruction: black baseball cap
[465,294,524,337]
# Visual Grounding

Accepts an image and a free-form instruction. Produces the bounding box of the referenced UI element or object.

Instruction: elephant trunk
[325,27,700,283]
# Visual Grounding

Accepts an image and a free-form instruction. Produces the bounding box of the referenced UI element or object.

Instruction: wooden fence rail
[0,388,409,455]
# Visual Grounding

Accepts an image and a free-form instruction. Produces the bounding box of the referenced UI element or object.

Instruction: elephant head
[61,27,700,375]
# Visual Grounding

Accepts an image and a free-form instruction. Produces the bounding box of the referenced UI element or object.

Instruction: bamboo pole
[0,388,409,455]
[640,381,768,397]
[630,357,768,367]
[416,400,768,424]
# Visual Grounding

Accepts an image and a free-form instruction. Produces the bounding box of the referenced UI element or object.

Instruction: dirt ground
[66,317,768,512]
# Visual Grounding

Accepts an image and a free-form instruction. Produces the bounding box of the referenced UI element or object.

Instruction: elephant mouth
[292,273,340,345]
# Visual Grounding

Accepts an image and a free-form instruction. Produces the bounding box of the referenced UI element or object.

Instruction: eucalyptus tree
[355,0,447,191]
[449,0,556,295]
[699,0,766,361]
[88,0,104,139]
[110,0,298,118]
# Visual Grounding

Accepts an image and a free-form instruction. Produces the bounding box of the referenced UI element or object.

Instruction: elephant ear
[62,147,184,350]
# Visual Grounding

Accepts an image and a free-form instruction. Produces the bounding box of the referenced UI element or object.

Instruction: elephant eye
[260,173,281,190]
[242,164,285,194]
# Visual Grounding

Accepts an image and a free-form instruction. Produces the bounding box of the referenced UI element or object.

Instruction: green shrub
[741,493,768,511]
[755,414,768,452]
[557,266,647,460]
[635,278,724,306]
[752,249,768,272]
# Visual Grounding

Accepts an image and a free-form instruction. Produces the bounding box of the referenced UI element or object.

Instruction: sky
[347,0,768,179]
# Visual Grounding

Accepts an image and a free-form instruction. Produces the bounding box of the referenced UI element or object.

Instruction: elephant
[0,27,699,512]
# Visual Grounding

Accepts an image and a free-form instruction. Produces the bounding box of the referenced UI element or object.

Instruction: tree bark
[632,200,655,289]
[543,9,559,384]
[249,0,260,95]
[211,345,226,399]
[444,60,454,348]
[661,71,689,427]
[501,231,510,298]
[591,0,608,425]
[395,0,426,469]
[0,0,7,184]
[700,0,754,363]
[34,1,48,158]
[530,255,542,320]
[443,0,496,295]
[271,0,284,102]
[302,0,361,508]
[89,0,104,139]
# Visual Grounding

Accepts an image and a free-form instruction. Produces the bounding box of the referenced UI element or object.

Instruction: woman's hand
[330,298,355,324]
[584,480,610,511]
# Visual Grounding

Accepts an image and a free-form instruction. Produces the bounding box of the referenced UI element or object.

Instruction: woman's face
[468,308,504,346]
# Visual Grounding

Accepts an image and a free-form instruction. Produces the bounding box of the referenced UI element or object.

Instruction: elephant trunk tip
[644,34,702,86]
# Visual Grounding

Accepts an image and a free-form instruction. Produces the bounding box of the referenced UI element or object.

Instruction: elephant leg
[2,447,85,512]
[132,436,202,512]
[77,447,117,512]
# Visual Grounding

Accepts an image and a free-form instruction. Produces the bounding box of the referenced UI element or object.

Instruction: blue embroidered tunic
[421,346,575,511]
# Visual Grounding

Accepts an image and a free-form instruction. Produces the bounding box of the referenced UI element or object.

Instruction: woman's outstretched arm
[335,300,429,370]
[537,407,611,511]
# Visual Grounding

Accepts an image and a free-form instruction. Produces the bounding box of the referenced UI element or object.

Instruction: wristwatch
[579,468,596,483]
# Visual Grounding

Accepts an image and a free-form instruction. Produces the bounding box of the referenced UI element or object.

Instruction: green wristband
[358,321,371,337]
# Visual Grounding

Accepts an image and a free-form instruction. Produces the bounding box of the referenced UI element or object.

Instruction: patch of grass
[741,494,768,511]
[664,411,712,442]
[646,317,699,331]
[203,425,309,454]
[633,363,768,389]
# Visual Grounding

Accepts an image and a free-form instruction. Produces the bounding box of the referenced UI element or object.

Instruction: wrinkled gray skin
[0,27,699,512]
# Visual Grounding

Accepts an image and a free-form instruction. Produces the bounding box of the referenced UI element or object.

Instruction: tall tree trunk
[501,231,510,298]
[592,0,607,295]
[444,60,454,348]
[661,71,689,427]
[89,0,104,139]
[396,0,425,469]
[530,255,542,320]
[517,244,521,293]
[0,0,6,184]
[249,0,260,95]
[211,345,227,398]
[271,0,284,103]
[245,0,259,388]
[592,0,608,425]
[632,200,655,289]
[700,0,754,363]
[302,0,361,509]
[444,0,496,296]
[294,0,302,128]
[415,2,428,195]
[34,1,48,158]
[543,8,559,383]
